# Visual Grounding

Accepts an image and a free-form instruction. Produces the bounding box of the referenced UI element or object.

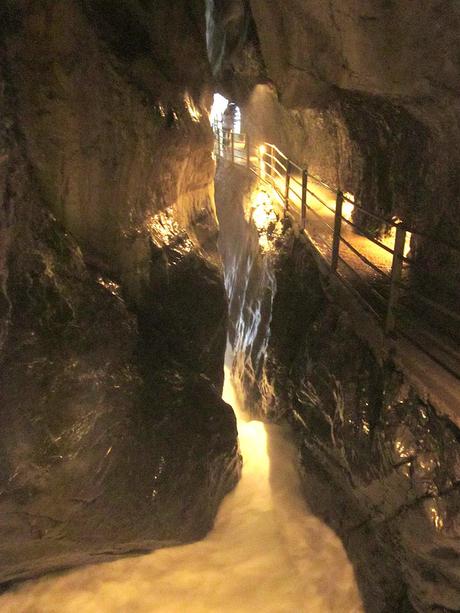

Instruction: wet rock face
[210,1,460,264]
[0,1,241,584]
[205,0,266,100]
[216,164,460,612]
[248,1,460,107]
[4,1,216,299]
[268,240,460,612]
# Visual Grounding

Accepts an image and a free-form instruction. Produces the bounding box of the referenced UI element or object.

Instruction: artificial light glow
[248,189,283,253]
[210,93,228,126]
[342,201,354,221]
[184,93,201,122]
[252,203,275,230]
[342,192,355,221]
[258,145,267,179]
[391,218,412,257]
[254,191,270,207]
[382,220,412,258]
[404,232,412,258]
[209,94,241,132]
[250,191,275,230]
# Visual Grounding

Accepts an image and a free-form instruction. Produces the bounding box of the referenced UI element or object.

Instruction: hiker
[222,103,236,147]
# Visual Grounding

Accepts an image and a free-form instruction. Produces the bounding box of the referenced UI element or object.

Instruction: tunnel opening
[210,92,242,134]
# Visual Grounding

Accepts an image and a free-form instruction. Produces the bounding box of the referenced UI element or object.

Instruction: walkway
[214,127,460,398]
[0,368,363,613]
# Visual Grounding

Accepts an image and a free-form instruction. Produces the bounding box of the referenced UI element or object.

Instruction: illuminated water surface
[0,368,363,612]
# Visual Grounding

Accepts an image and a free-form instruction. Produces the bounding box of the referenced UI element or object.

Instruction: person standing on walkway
[222,103,236,150]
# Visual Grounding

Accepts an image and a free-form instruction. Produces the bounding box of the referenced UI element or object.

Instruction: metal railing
[213,125,460,380]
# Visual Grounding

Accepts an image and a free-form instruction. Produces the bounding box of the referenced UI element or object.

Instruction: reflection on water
[0,368,362,613]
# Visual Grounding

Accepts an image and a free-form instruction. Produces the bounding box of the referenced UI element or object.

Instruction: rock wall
[0,1,241,584]
[216,163,460,613]
[209,0,460,276]
[205,0,266,101]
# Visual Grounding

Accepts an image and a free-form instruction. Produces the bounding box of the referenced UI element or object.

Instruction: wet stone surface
[0,149,240,584]
[217,163,460,613]
[0,2,241,585]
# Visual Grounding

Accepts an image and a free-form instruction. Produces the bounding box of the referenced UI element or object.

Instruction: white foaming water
[0,369,363,613]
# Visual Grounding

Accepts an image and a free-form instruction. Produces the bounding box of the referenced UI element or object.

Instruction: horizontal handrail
[227,128,459,246]
[290,174,303,189]
[289,159,304,173]
[307,206,335,232]
[340,215,396,257]
[398,282,460,324]
[339,235,391,280]
[265,141,288,160]
[307,189,336,214]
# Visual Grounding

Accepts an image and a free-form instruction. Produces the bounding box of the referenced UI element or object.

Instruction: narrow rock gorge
[216,163,460,612]
[210,1,460,611]
[1,1,460,612]
[208,0,460,280]
[0,0,240,585]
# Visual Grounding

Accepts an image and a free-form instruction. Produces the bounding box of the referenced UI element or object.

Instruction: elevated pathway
[215,129,460,425]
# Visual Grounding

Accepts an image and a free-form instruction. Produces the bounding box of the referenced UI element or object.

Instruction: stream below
[0,367,363,612]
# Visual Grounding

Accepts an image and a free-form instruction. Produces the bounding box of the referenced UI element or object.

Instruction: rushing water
[0,368,363,613]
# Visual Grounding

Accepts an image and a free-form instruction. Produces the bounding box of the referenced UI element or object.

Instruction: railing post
[331,190,343,273]
[258,145,263,179]
[267,145,272,177]
[284,160,291,215]
[231,130,234,164]
[385,225,406,335]
[225,131,228,159]
[246,133,250,169]
[301,168,308,230]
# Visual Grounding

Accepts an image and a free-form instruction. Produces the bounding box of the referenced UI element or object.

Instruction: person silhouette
[222,103,236,148]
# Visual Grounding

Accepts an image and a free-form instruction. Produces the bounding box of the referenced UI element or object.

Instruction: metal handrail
[307,189,336,214]
[339,235,391,280]
[340,215,396,257]
[213,126,460,379]
[265,141,288,161]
